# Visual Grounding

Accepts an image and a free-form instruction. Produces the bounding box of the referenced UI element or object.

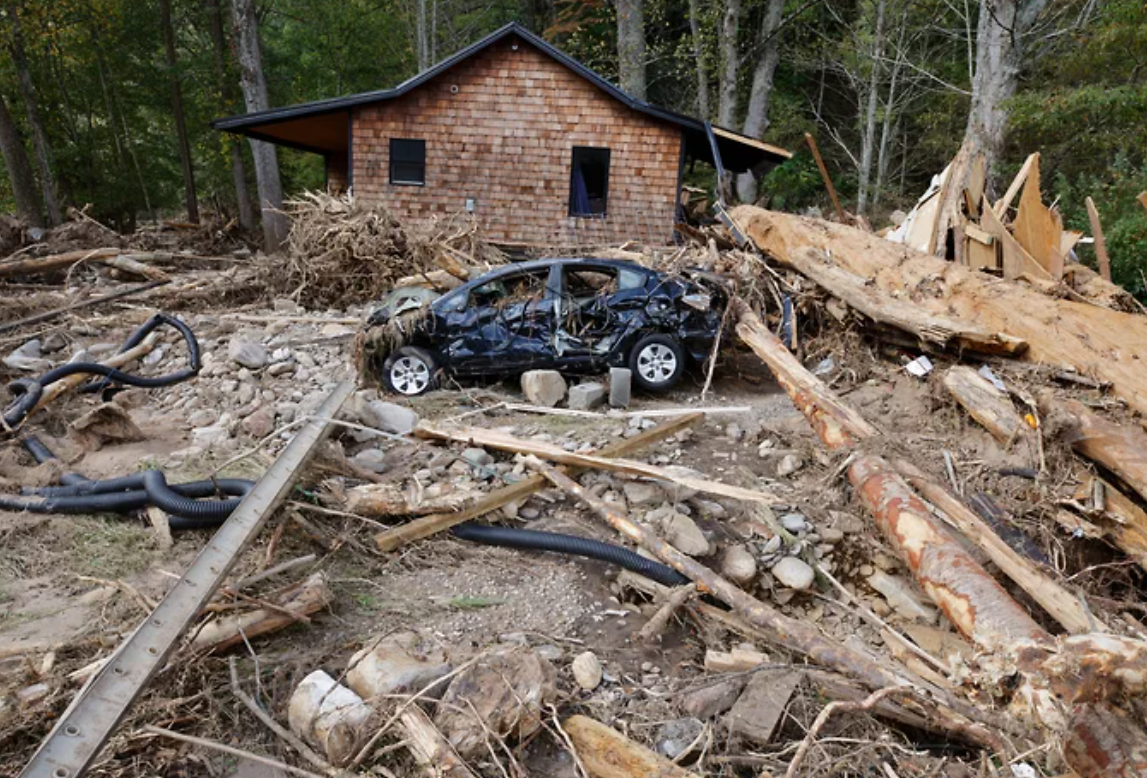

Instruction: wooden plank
[373,413,703,552]
[1086,197,1112,282]
[942,366,1029,444]
[804,132,846,222]
[416,423,777,503]
[994,152,1039,217]
[965,235,999,272]
[1013,154,1064,278]
[965,154,987,218]
[980,196,1051,281]
[18,381,355,778]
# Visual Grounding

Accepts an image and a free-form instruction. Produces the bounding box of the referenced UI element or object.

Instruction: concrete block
[568,382,606,410]
[521,370,567,407]
[609,367,632,408]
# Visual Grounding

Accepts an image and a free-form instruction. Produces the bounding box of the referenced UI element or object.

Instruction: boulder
[345,630,452,700]
[364,400,419,435]
[521,370,567,407]
[662,512,711,557]
[571,650,603,691]
[569,382,606,411]
[228,338,267,369]
[771,556,815,590]
[434,647,557,759]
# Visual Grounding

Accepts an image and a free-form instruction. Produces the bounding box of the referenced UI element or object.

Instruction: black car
[365,258,727,397]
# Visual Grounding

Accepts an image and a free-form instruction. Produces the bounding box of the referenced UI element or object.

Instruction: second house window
[390,138,426,185]
[569,146,610,217]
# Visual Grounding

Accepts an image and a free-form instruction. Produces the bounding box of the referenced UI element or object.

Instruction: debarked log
[191,572,332,653]
[1052,399,1147,505]
[784,246,1027,356]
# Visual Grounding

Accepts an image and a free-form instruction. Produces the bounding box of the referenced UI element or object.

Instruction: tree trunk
[963,0,1048,179]
[416,0,429,71]
[734,0,784,203]
[687,0,709,118]
[6,2,61,225]
[0,92,43,226]
[206,0,255,232]
[617,0,646,100]
[159,0,199,223]
[856,0,886,216]
[716,0,741,127]
[231,0,289,252]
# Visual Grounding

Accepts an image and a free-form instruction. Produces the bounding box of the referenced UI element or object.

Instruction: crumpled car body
[365,258,727,395]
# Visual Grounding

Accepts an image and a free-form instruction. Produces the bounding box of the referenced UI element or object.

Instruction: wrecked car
[363,258,727,396]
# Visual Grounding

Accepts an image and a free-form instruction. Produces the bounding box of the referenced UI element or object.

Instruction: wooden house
[214,23,790,246]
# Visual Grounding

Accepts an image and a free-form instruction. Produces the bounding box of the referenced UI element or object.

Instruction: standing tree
[716,0,741,126]
[617,0,646,99]
[4,1,61,225]
[855,0,886,215]
[159,0,199,223]
[205,0,254,232]
[232,0,288,251]
[735,0,785,202]
[963,0,1050,176]
[0,91,42,225]
[687,0,710,117]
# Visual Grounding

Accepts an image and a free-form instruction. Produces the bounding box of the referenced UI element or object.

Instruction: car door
[555,263,651,365]
[440,266,557,373]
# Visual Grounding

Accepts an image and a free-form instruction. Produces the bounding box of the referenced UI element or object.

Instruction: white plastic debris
[905,355,934,378]
[978,364,1008,393]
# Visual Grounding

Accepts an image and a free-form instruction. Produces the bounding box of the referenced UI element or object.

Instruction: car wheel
[383,346,438,396]
[629,335,685,392]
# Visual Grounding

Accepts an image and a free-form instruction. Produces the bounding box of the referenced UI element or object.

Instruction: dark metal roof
[213,22,790,172]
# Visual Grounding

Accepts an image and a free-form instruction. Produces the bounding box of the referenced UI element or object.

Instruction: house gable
[351,35,682,245]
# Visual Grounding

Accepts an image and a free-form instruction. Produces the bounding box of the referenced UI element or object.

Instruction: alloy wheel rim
[391,356,430,395]
[637,343,677,384]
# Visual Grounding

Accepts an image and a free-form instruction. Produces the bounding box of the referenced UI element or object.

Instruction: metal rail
[20,380,356,778]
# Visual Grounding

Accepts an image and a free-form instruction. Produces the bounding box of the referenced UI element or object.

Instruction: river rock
[771,556,815,590]
[571,650,603,690]
[721,545,758,586]
[663,512,711,556]
[228,338,267,369]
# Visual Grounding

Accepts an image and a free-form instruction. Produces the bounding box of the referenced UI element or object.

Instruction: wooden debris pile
[886,149,1136,311]
[271,190,507,308]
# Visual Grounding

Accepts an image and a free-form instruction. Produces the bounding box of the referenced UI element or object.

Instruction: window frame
[568,146,611,218]
[389,138,426,186]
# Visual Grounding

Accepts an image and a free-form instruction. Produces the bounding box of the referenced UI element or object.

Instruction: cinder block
[569,382,606,411]
[609,368,632,409]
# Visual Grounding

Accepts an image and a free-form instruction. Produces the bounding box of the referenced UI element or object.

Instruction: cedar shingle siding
[351,39,681,245]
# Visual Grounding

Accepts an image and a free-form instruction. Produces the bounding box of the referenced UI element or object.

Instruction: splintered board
[1012,154,1065,279]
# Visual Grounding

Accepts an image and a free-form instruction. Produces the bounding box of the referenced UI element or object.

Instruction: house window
[569,146,610,217]
[390,138,426,185]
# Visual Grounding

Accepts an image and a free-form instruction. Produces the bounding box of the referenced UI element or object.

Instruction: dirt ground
[0,285,1142,778]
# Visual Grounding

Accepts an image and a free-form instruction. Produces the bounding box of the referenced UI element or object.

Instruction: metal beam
[20,380,356,778]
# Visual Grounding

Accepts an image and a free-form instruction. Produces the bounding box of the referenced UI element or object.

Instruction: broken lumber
[344,483,476,518]
[994,152,1039,217]
[1053,399,1147,504]
[785,246,1027,356]
[1013,154,1064,279]
[895,458,1099,634]
[564,715,700,778]
[373,413,702,551]
[527,457,1004,752]
[416,423,777,503]
[400,705,478,778]
[191,572,333,654]
[804,133,846,223]
[942,366,1031,444]
[0,247,119,278]
[730,206,1147,417]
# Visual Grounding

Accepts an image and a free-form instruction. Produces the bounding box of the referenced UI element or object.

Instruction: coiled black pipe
[9,432,253,530]
[2,312,201,431]
[451,521,688,587]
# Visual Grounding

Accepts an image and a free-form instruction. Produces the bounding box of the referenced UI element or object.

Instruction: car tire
[628,334,685,392]
[383,346,438,396]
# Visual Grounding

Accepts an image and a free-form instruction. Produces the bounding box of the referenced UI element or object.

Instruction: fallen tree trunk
[942,366,1031,446]
[786,246,1027,356]
[0,247,119,278]
[731,206,1147,417]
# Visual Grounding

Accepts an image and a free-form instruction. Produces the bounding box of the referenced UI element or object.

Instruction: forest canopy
[0,0,1143,291]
